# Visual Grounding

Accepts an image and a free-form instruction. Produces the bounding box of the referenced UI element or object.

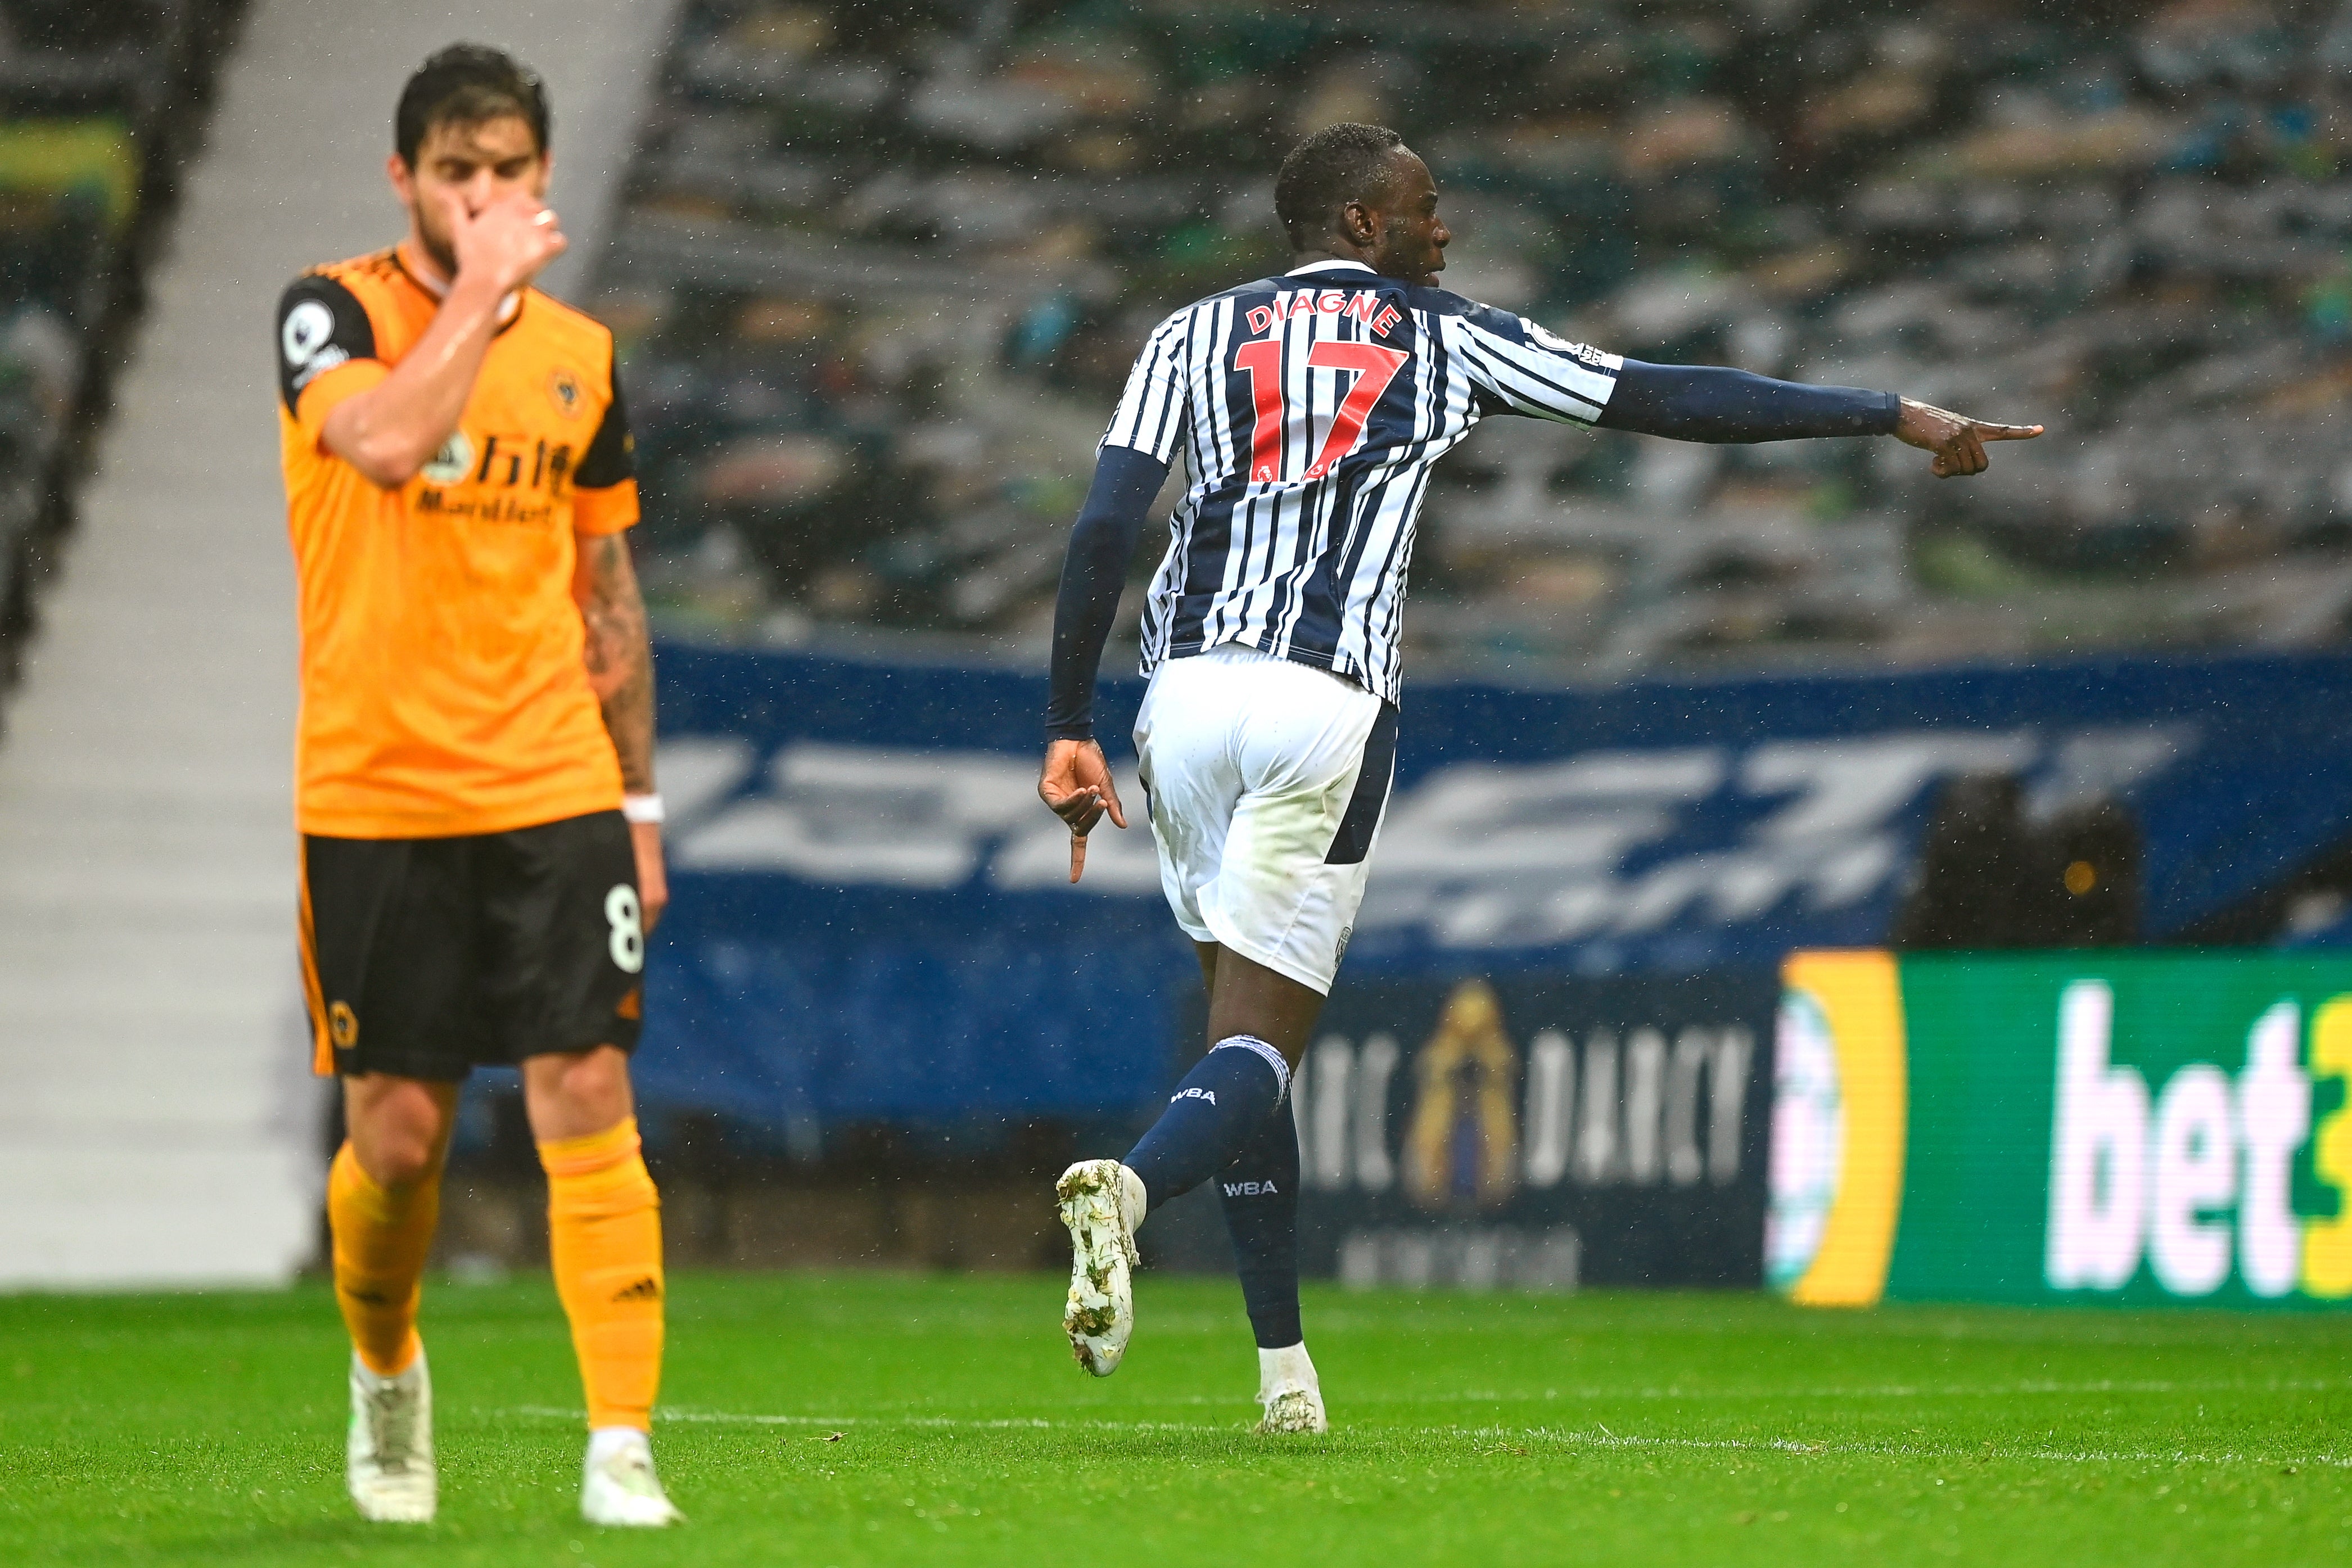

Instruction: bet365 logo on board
[2046,980,2351,1300]
[1773,952,2352,1309]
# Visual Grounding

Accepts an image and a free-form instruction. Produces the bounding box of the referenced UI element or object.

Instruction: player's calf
[535,1113,676,1523]
[1219,1102,1322,1430]
[1219,1091,1304,1346]
[1123,1036,1292,1208]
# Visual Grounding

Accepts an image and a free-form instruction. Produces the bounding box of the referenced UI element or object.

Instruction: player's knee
[353,1120,446,1190]
[344,1078,454,1190]
[525,1045,634,1138]
[368,1138,443,1190]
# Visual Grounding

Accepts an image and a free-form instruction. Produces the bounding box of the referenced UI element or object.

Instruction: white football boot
[580,1428,683,1527]
[347,1347,436,1522]
[1254,1342,1328,1434]
[1057,1159,1145,1375]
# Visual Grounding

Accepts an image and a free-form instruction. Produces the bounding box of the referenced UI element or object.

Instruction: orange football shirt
[276,245,638,839]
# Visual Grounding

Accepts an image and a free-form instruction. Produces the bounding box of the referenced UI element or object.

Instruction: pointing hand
[1894,397,2044,478]
[1038,739,1128,884]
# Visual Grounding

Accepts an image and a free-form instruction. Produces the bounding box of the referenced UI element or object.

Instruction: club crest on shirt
[548,368,585,418]
[420,430,474,484]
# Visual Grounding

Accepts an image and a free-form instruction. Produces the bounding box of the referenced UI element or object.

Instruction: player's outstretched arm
[320,189,567,487]
[1890,397,2044,478]
[1038,444,1165,883]
[575,531,665,927]
[1587,360,2042,474]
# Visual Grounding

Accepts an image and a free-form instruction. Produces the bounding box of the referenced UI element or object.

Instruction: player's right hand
[449,188,567,296]
[1039,738,1128,884]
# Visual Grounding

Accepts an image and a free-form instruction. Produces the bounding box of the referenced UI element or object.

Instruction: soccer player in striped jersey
[1037,123,2040,1431]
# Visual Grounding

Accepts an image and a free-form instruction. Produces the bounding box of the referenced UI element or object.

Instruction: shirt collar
[396,241,522,324]
[1285,259,1377,277]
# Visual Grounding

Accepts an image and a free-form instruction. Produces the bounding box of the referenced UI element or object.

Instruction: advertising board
[633,644,2352,1135]
[1774,952,2352,1308]
[1293,969,1777,1289]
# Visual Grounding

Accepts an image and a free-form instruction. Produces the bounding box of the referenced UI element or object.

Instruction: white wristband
[621,793,665,825]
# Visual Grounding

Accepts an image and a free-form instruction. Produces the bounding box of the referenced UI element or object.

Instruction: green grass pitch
[4,1272,2349,1565]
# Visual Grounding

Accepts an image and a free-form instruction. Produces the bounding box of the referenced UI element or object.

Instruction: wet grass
[3,1272,2349,1565]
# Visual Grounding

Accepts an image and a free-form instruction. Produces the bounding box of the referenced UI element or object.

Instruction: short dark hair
[395,43,550,166]
[1274,123,1407,238]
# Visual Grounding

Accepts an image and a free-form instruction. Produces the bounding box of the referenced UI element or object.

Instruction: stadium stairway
[0,0,669,1287]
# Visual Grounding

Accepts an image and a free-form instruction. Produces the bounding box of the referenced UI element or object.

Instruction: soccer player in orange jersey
[276,44,677,1528]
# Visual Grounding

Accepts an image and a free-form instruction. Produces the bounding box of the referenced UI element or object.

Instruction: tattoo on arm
[576,532,657,794]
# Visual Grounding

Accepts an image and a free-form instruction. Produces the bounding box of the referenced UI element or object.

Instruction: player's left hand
[1039,739,1128,884]
[1894,398,2044,477]
[630,819,667,931]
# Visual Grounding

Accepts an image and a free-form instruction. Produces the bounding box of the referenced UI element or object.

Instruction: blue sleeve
[1596,360,1900,443]
[1045,445,1170,742]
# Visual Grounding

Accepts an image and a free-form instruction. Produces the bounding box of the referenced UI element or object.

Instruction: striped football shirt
[1101,259,1622,704]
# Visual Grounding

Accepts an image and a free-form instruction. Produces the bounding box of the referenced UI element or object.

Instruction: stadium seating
[0,0,242,697]
[583,0,2352,674]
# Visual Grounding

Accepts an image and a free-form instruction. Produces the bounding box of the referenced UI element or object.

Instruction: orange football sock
[540,1117,665,1431]
[327,1141,437,1377]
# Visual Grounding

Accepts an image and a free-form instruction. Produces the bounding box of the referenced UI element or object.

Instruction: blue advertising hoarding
[636,644,2352,1139]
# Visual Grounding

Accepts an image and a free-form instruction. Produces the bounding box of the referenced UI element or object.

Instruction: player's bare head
[390,44,553,279]
[396,44,549,169]
[1275,123,1447,281]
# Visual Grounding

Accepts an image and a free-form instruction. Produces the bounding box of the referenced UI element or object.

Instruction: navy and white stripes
[1101,259,1622,705]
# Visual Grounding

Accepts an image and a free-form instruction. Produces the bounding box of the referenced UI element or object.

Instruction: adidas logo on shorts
[609,1276,662,1304]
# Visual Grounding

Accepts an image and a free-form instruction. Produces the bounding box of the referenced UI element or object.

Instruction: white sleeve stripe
[1190,300,1230,483]
[1456,329,1618,400]
[1479,335,1619,402]
[1439,315,1619,423]
[1148,323,1186,449]
[1453,350,1609,421]
[1142,339,1182,453]
[1101,311,1192,462]
[1450,338,1612,422]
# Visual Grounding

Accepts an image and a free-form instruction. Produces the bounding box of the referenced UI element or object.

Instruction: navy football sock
[1217,1090,1303,1349]
[1123,1036,1289,1210]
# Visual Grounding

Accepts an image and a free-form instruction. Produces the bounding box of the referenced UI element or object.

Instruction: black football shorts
[300,809,645,1081]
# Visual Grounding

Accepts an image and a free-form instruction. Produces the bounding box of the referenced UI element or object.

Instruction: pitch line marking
[1505,1426,2352,1471]
[517,1373,2350,1426]
[494,1406,2352,1469]
[999,1376,2350,1409]
[1333,1376,2352,1406]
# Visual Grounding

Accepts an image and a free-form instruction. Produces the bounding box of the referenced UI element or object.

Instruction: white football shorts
[1132,644,1398,995]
